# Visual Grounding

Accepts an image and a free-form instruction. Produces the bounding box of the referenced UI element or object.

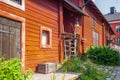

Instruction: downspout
[58,0,64,63]
[81,0,85,54]
[82,14,85,54]
[102,22,105,46]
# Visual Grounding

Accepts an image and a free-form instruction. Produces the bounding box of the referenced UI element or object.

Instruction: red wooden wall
[83,7,103,51]
[0,0,60,71]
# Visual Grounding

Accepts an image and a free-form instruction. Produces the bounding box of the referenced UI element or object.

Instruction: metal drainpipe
[81,0,85,54]
[82,14,85,54]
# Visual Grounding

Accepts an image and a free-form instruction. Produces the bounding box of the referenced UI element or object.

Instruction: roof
[64,0,88,16]
[104,13,120,22]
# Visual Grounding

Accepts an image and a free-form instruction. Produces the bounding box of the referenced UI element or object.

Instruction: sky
[92,0,120,15]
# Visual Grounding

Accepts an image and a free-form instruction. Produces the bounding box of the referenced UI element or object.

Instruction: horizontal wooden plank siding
[25,0,59,71]
[83,7,103,51]
[0,0,59,71]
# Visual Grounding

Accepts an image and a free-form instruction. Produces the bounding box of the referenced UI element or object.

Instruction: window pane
[119,27,120,32]
[93,31,98,46]
[10,0,22,5]
[116,38,120,44]
[92,18,96,27]
[119,38,120,44]
[42,30,49,45]
[116,26,120,32]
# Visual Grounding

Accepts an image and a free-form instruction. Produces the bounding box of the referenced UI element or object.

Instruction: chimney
[110,7,115,14]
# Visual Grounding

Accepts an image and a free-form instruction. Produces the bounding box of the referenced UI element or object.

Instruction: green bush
[0,57,33,80]
[82,46,120,66]
[61,59,83,73]
[61,59,109,80]
[0,58,24,80]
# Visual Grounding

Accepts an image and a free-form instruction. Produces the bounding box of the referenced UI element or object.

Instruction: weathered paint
[0,0,60,71]
[0,10,26,72]
[0,0,114,71]
[83,6,104,51]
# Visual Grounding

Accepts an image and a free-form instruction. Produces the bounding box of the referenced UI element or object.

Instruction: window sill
[41,45,52,49]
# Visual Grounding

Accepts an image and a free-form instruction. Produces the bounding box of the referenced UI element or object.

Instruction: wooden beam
[58,0,64,63]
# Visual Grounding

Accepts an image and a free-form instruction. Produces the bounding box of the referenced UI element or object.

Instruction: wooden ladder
[64,39,77,59]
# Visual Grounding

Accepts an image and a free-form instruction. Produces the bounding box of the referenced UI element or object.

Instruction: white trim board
[109,21,120,24]
[0,0,25,11]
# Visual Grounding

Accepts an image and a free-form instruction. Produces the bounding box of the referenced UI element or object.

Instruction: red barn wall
[83,7,103,51]
[0,0,60,71]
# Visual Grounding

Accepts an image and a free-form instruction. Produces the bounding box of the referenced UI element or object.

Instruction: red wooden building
[105,7,120,46]
[83,0,114,51]
[0,0,114,71]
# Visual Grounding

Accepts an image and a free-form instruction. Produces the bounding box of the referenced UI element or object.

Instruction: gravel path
[114,67,120,80]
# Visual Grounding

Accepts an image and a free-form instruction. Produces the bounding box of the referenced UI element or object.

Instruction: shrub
[61,59,83,73]
[0,57,33,80]
[82,46,120,66]
[61,59,110,80]
[0,58,24,80]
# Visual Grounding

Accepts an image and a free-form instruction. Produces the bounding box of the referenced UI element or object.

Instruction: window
[41,26,52,48]
[116,38,120,44]
[92,18,96,27]
[0,0,25,10]
[93,31,99,46]
[10,0,22,5]
[116,26,120,32]
[42,30,50,45]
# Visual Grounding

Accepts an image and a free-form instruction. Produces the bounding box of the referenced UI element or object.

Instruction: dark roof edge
[108,19,120,22]
[64,0,88,16]
[89,0,109,24]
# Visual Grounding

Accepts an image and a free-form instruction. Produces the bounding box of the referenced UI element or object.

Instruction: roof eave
[64,0,88,16]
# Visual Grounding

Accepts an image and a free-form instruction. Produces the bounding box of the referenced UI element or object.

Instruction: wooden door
[0,17,21,60]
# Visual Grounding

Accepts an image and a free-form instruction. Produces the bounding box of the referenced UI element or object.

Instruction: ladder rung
[71,51,76,52]
[71,47,76,48]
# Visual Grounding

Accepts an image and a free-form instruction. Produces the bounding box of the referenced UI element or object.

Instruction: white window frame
[116,26,120,32]
[93,31,99,46]
[116,38,120,44]
[0,0,25,11]
[40,26,52,48]
[92,17,96,27]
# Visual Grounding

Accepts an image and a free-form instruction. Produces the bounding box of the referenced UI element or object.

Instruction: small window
[0,0,25,10]
[42,30,50,45]
[41,26,52,48]
[116,38,120,44]
[116,26,120,32]
[93,31,99,46]
[92,18,96,27]
[10,0,22,5]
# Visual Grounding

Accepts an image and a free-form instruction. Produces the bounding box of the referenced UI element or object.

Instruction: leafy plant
[0,57,33,80]
[0,58,24,80]
[61,59,112,80]
[82,46,120,66]
[24,69,33,80]
[61,59,82,73]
